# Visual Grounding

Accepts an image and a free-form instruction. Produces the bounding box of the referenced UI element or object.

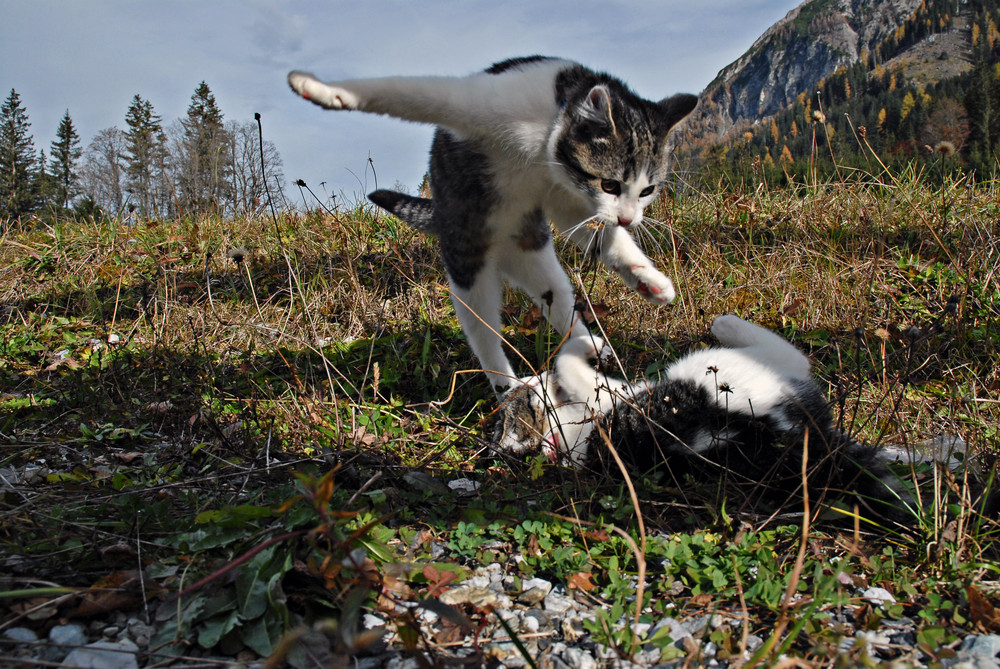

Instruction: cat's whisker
[644,215,688,243]
[559,216,605,258]
[630,223,660,254]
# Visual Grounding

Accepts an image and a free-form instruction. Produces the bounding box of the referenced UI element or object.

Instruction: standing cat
[494,315,910,519]
[288,56,697,395]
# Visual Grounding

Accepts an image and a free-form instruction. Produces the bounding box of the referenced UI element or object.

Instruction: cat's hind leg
[710,315,811,379]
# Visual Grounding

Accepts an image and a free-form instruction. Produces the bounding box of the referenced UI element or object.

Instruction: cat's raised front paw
[616,264,676,304]
[287,71,359,110]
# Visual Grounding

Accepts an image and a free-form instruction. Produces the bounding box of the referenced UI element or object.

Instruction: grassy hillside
[2,169,999,664]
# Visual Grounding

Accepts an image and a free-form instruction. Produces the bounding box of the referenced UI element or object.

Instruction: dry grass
[2,171,999,663]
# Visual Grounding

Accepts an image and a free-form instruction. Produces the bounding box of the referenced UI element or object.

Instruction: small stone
[438,586,498,608]
[492,641,528,667]
[862,587,896,607]
[485,562,504,584]
[561,646,598,669]
[101,625,121,639]
[468,572,491,589]
[416,608,438,625]
[363,613,386,630]
[633,646,662,666]
[385,657,422,669]
[3,627,38,643]
[49,623,87,647]
[524,608,552,626]
[61,639,139,669]
[649,617,690,643]
[123,619,155,648]
[543,588,576,613]
[519,577,553,606]
[961,634,1000,659]
[447,477,479,496]
[561,615,585,642]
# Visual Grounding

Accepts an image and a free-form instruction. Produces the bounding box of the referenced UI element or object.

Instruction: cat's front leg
[288,72,360,110]
[599,226,676,304]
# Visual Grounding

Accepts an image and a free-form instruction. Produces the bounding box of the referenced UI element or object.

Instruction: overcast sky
[2,0,800,203]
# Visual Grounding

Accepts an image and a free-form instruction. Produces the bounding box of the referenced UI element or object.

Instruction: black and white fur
[494,315,910,518]
[288,56,697,396]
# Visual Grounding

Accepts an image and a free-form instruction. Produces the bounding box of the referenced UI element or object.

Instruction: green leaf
[197,608,241,649]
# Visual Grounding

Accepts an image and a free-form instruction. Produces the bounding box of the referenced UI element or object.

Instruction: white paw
[710,314,752,346]
[561,336,605,361]
[616,264,676,304]
[287,71,358,110]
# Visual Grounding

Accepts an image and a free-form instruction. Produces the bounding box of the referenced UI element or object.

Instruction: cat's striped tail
[368,190,437,235]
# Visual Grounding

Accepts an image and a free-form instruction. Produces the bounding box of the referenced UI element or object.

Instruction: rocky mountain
[676,0,998,173]
[698,0,922,141]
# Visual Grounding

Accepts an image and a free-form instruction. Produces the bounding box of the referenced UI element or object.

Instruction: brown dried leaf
[567,571,596,592]
[690,593,713,607]
[100,542,138,566]
[66,571,145,619]
[782,297,806,316]
[967,585,1000,632]
[578,302,612,327]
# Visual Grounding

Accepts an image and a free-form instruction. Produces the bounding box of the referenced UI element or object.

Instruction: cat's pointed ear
[657,93,698,130]
[577,85,615,127]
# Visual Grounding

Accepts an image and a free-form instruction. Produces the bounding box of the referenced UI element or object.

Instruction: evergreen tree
[48,110,82,209]
[36,149,53,205]
[965,59,1000,174]
[0,88,40,221]
[176,82,231,213]
[124,94,168,216]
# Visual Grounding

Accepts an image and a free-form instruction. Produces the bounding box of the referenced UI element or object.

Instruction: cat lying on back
[288,56,697,396]
[493,315,911,520]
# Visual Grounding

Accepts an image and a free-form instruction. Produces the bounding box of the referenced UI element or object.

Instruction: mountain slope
[675,0,1000,179]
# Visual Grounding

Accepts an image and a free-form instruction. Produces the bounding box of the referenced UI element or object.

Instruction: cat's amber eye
[600,179,621,195]
[640,185,656,197]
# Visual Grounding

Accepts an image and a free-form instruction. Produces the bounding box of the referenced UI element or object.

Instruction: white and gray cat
[288,56,697,395]
[494,315,913,520]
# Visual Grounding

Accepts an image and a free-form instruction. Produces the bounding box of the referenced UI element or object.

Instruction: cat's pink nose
[617,217,632,227]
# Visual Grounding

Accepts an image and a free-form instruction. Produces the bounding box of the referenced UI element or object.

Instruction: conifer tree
[176,82,231,213]
[124,94,168,216]
[966,59,1000,173]
[0,89,40,221]
[49,110,82,209]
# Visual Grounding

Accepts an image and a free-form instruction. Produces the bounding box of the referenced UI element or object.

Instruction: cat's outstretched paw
[287,71,359,110]
[615,264,676,304]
